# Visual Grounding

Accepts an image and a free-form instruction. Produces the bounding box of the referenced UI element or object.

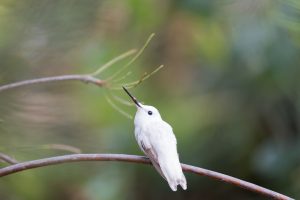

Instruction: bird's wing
[136,131,166,180]
[137,122,186,191]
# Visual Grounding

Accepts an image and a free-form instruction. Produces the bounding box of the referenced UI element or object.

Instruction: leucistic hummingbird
[123,86,187,191]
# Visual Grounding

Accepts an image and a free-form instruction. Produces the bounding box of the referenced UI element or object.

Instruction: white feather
[134,104,187,191]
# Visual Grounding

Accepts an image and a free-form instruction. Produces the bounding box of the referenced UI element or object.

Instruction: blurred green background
[0,0,300,199]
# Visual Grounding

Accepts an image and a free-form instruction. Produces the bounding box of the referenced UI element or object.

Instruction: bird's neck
[134,116,162,129]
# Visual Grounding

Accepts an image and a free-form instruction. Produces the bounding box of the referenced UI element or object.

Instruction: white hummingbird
[123,86,187,191]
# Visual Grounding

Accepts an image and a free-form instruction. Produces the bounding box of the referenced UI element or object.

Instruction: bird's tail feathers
[178,174,187,190]
[159,162,187,191]
[168,173,187,191]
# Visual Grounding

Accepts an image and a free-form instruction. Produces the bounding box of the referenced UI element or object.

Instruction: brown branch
[0,154,293,200]
[0,74,105,92]
[0,153,18,164]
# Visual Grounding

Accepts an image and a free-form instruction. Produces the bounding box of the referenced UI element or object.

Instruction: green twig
[41,144,82,154]
[112,71,133,83]
[91,49,137,76]
[105,95,133,119]
[123,65,164,89]
[108,33,155,80]
[108,93,135,106]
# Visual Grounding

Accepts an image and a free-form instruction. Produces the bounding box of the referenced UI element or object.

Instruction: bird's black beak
[122,86,142,108]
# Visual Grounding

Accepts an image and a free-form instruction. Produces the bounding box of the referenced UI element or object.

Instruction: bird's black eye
[148,111,153,115]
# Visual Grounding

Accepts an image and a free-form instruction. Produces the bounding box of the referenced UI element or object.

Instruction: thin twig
[105,95,133,119]
[0,153,18,164]
[41,144,82,154]
[108,33,155,80]
[109,94,134,106]
[91,49,137,76]
[0,154,293,200]
[0,75,105,92]
[112,71,133,83]
[123,64,164,89]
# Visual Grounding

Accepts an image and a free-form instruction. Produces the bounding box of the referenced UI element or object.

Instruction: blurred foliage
[1,0,300,199]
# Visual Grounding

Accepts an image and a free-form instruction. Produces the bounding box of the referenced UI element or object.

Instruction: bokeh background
[1,0,300,199]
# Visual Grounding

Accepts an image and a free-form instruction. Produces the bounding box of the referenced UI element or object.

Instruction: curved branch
[0,75,105,92]
[0,153,18,164]
[0,154,293,200]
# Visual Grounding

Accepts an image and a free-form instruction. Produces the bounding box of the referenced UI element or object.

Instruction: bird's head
[122,87,162,125]
[136,104,161,121]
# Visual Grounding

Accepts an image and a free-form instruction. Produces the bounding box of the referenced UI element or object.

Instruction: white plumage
[134,105,187,191]
[122,86,186,191]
